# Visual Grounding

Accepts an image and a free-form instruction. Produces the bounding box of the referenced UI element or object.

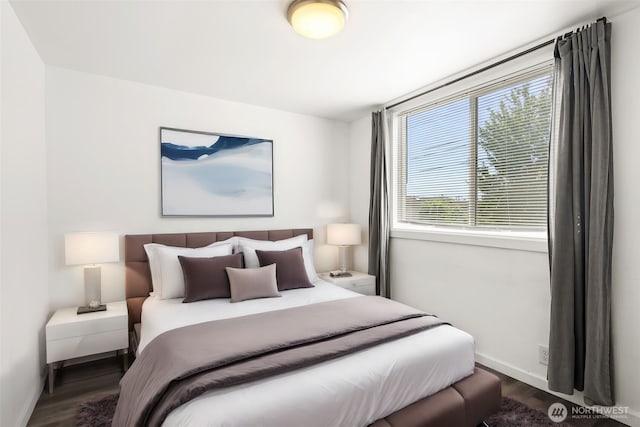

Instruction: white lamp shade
[65,232,119,265]
[327,223,361,246]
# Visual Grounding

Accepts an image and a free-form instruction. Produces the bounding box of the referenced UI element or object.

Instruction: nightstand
[46,300,128,393]
[319,271,376,296]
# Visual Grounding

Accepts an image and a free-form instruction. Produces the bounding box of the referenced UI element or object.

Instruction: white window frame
[387,45,555,252]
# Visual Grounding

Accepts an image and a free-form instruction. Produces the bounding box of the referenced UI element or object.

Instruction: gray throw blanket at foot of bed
[112,296,448,427]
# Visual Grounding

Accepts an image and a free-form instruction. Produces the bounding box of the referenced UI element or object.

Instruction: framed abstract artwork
[160,127,274,216]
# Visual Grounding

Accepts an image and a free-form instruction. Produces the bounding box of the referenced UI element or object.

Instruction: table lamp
[65,232,119,314]
[327,223,361,277]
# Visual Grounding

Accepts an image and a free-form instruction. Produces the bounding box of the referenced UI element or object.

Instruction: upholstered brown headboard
[124,228,313,329]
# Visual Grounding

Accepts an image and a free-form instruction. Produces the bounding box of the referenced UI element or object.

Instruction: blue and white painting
[160,127,273,216]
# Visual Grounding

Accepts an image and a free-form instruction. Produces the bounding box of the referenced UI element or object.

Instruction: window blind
[396,65,553,231]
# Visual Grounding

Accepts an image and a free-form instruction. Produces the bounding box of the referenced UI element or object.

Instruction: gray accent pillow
[255,247,313,291]
[226,264,281,303]
[179,252,244,303]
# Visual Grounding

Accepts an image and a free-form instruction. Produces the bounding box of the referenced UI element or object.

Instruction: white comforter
[139,280,475,427]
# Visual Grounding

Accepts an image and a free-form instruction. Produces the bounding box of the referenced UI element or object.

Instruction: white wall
[609,7,640,423]
[0,3,49,427]
[348,7,640,426]
[348,115,372,273]
[45,67,350,309]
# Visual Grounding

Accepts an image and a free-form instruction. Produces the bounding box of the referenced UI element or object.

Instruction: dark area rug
[77,394,572,427]
[487,397,574,427]
[76,393,119,427]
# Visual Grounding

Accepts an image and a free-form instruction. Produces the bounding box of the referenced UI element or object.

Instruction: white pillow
[144,239,234,299]
[143,243,164,294]
[304,239,319,282]
[237,234,307,268]
[238,234,318,282]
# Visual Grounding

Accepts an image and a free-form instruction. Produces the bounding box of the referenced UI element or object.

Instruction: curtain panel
[369,110,390,298]
[547,19,614,406]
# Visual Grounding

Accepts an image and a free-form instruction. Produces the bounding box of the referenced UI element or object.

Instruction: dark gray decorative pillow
[255,247,314,291]
[179,252,244,303]
[226,264,281,303]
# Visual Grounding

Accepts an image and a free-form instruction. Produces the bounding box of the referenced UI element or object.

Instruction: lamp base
[338,246,351,273]
[84,265,102,308]
[77,304,106,315]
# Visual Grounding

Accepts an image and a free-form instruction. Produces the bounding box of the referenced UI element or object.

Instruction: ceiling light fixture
[287,0,349,40]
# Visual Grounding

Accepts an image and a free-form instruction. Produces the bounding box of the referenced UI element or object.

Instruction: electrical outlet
[539,345,549,365]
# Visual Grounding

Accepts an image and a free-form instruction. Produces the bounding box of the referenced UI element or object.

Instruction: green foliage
[410,81,552,228]
[408,196,468,225]
[476,83,551,227]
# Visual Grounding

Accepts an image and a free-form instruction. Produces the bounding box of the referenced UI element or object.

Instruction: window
[393,63,554,235]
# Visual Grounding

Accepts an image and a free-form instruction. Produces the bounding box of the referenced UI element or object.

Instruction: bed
[122,229,501,427]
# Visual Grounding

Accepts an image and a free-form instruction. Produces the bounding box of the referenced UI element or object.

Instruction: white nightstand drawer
[342,281,376,295]
[46,301,127,340]
[47,314,126,341]
[351,276,375,287]
[319,272,376,296]
[47,329,128,363]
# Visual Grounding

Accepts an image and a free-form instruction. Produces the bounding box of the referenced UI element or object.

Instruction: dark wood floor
[481,366,626,427]
[28,357,121,427]
[27,357,627,426]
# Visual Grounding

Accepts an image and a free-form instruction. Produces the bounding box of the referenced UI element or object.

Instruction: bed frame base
[369,368,501,427]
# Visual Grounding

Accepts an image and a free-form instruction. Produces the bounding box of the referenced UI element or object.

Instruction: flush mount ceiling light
[287,0,349,39]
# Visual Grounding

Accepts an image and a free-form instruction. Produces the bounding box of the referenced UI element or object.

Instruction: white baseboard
[476,352,640,427]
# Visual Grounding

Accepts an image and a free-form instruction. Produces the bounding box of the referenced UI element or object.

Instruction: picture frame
[160,127,274,217]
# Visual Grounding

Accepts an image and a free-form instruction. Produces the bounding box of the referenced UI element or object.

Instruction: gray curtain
[369,110,390,298]
[547,19,614,406]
